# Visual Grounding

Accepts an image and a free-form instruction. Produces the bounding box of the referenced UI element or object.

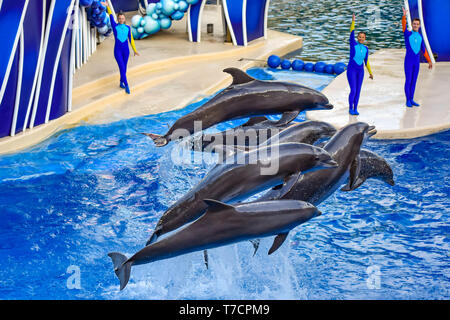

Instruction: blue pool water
[0,69,448,299]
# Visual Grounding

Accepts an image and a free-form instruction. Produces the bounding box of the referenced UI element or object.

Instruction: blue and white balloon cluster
[267,55,347,75]
[131,0,199,40]
[81,0,113,36]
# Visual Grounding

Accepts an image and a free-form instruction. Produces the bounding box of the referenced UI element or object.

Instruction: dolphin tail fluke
[108,252,132,291]
[141,133,168,147]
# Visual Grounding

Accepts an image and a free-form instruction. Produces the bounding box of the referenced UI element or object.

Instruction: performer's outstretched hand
[428,62,433,69]
[369,74,374,80]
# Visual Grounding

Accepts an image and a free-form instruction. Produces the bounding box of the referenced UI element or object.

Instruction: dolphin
[186,120,337,153]
[147,142,337,245]
[257,122,377,205]
[109,199,321,290]
[341,149,395,191]
[247,122,377,255]
[143,68,333,147]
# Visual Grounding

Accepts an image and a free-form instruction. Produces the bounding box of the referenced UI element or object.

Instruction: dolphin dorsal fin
[223,68,255,85]
[203,199,235,213]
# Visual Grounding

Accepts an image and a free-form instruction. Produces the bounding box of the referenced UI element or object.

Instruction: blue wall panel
[189,0,204,42]
[111,0,138,12]
[225,0,244,46]
[423,0,450,61]
[246,0,266,43]
[33,0,72,127]
[15,0,45,134]
[0,49,19,137]
[50,26,72,121]
[0,0,27,100]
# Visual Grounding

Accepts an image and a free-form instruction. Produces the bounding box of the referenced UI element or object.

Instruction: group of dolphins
[108,68,395,290]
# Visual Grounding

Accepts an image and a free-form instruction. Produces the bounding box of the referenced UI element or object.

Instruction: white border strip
[418,0,436,64]
[0,0,29,105]
[44,0,76,124]
[187,5,193,42]
[30,0,55,128]
[222,0,237,46]
[404,0,413,31]
[264,0,270,39]
[10,29,24,136]
[68,0,78,112]
[23,0,46,131]
[242,0,247,46]
[196,0,206,42]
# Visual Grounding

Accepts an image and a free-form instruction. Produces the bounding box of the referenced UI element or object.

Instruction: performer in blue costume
[402,8,432,107]
[103,2,139,94]
[347,14,374,116]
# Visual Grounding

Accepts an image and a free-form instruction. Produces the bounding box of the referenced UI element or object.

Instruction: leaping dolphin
[147,143,337,245]
[186,120,337,153]
[143,68,333,147]
[109,199,321,290]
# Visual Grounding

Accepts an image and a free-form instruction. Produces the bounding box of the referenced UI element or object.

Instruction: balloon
[131,15,142,28]
[143,16,161,34]
[146,3,157,15]
[160,17,172,29]
[178,1,188,12]
[131,27,140,39]
[171,11,184,20]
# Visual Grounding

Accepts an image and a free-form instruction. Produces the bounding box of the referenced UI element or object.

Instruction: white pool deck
[306,49,450,139]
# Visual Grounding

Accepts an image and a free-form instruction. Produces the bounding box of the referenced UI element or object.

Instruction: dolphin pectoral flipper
[241,116,270,127]
[268,232,289,255]
[263,172,301,200]
[249,239,261,256]
[203,199,235,213]
[108,252,132,291]
[345,153,361,191]
[223,67,256,85]
[275,111,300,126]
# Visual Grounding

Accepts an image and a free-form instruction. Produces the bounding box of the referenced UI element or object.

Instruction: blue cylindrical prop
[304,62,314,72]
[267,55,281,68]
[280,59,292,70]
[314,61,326,73]
[333,62,347,75]
[291,59,304,71]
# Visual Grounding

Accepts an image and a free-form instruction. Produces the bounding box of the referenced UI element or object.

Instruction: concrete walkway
[0,17,302,154]
[307,49,450,139]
